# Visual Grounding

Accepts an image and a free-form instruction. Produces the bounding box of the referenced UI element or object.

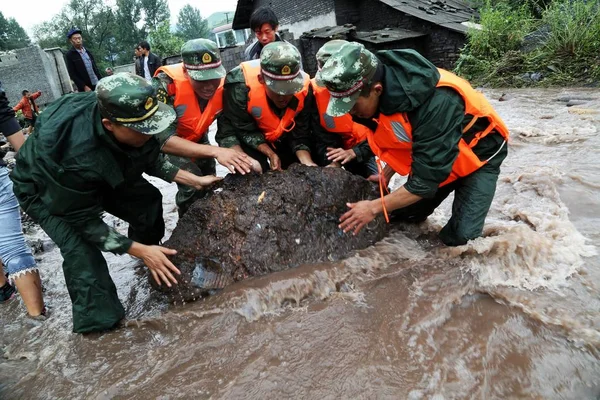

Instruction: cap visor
[264,74,305,96]
[326,90,360,117]
[123,101,177,135]
[188,65,226,81]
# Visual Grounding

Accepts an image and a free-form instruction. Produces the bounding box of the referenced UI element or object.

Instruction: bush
[456,1,534,84]
[541,0,600,57]
[457,0,600,87]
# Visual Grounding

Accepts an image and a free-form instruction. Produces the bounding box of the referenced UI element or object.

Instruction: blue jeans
[0,166,37,278]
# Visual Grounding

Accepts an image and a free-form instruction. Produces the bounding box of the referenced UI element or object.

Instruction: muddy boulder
[157,164,388,301]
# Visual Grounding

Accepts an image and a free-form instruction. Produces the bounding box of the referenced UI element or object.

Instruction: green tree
[32,0,116,68]
[114,0,146,63]
[176,5,210,41]
[141,0,170,32]
[0,11,31,50]
[149,20,184,58]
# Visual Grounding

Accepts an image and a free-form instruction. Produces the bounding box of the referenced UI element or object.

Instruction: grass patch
[456,0,600,87]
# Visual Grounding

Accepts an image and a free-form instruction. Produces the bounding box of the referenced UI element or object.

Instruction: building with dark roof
[233,0,479,73]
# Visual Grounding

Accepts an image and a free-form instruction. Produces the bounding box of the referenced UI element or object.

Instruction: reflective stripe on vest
[241,60,310,143]
[367,68,510,187]
[155,64,224,142]
[311,79,370,149]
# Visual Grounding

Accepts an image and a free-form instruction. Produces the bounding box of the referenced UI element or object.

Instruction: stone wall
[0,46,66,108]
[114,63,135,74]
[44,48,74,95]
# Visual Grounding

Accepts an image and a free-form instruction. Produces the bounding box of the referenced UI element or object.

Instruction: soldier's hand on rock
[339,200,377,235]
[215,147,253,175]
[326,162,342,168]
[249,158,263,174]
[268,153,282,171]
[327,147,356,165]
[190,175,223,190]
[84,86,92,92]
[128,243,181,287]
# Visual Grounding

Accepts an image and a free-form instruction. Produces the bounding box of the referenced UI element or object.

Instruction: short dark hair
[138,41,150,51]
[22,90,29,96]
[360,62,384,97]
[250,7,279,32]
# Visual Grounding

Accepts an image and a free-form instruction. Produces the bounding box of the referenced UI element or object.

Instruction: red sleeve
[13,100,23,111]
[32,91,42,100]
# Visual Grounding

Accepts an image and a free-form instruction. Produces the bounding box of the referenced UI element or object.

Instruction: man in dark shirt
[137,41,161,81]
[65,28,102,92]
[244,7,284,61]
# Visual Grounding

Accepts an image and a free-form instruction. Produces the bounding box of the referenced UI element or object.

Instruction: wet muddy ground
[1,88,599,399]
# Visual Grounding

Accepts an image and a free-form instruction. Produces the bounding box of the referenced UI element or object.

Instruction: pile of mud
[157,164,388,301]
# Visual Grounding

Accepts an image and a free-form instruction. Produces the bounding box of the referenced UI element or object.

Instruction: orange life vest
[155,64,224,143]
[311,79,370,149]
[367,68,509,188]
[240,60,310,143]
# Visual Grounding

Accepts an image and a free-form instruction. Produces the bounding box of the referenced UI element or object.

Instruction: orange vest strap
[311,79,369,149]
[241,60,310,143]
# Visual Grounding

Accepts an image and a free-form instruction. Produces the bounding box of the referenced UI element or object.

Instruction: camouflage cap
[181,39,226,81]
[320,42,379,117]
[315,39,349,84]
[260,42,304,96]
[96,73,176,135]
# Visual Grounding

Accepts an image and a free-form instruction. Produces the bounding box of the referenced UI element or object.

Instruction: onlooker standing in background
[136,41,161,82]
[13,90,42,134]
[105,67,114,76]
[134,46,143,77]
[65,28,102,92]
[0,81,47,320]
[244,7,284,61]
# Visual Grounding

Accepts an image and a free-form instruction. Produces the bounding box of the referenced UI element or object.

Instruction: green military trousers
[165,135,216,217]
[31,178,164,333]
[390,161,503,246]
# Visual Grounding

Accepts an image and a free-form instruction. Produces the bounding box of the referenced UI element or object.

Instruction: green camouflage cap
[315,39,349,84]
[96,73,176,135]
[260,42,305,96]
[320,42,379,117]
[181,38,226,81]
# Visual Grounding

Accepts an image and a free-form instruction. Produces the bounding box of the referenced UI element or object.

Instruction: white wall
[283,11,337,38]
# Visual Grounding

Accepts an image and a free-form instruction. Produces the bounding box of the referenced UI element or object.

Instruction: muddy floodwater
[1,88,600,399]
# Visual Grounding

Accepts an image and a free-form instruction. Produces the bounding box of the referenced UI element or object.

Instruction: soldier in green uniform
[310,40,378,179]
[320,43,508,246]
[153,39,256,216]
[11,74,222,333]
[216,42,317,172]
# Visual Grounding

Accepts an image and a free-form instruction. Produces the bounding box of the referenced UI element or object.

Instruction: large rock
[157,164,388,301]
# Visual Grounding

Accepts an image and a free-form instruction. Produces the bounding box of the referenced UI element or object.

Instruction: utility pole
[224,12,232,23]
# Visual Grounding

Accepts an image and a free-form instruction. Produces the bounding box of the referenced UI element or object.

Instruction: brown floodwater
[1,88,599,399]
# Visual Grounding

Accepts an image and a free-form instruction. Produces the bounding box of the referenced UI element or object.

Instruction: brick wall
[353,0,465,69]
[0,46,65,109]
[253,0,335,28]
[334,0,360,25]
[333,0,465,69]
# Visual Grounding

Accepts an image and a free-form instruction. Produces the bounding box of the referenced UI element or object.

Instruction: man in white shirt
[136,41,161,82]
